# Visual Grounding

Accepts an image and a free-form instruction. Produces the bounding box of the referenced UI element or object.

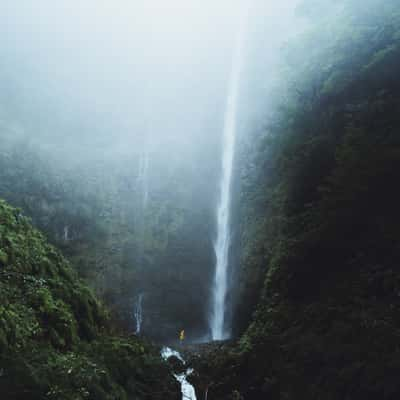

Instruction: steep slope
[192,1,400,399]
[0,139,216,341]
[0,199,178,399]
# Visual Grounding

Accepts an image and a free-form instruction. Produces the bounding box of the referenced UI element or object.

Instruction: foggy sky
[0,0,304,163]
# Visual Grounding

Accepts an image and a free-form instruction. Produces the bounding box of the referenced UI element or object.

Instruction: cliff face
[1,0,400,397]
[0,199,179,399]
[195,1,400,399]
[0,140,219,341]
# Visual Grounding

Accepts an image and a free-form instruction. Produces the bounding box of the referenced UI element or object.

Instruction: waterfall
[211,10,247,341]
[136,141,150,263]
[63,225,69,242]
[138,147,150,210]
[134,293,144,335]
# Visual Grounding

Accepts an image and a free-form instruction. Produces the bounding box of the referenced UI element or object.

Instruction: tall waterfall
[134,293,144,335]
[211,11,247,341]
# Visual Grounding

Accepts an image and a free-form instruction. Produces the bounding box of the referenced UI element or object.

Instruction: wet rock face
[0,134,221,344]
[174,341,236,399]
[166,355,186,375]
[161,347,198,400]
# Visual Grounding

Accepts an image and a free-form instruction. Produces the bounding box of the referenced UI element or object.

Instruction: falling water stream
[211,9,248,341]
[161,347,197,400]
[134,293,144,335]
[138,148,150,210]
[158,7,249,399]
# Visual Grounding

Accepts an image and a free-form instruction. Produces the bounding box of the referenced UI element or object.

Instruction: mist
[0,0,305,342]
[2,0,400,397]
[0,0,302,158]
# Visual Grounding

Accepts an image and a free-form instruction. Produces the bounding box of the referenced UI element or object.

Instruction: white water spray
[161,347,197,400]
[211,9,248,341]
[134,293,144,334]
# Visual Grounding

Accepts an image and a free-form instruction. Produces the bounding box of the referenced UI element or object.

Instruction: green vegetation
[0,139,216,340]
[196,0,400,399]
[0,199,178,399]
[1,0,400,398]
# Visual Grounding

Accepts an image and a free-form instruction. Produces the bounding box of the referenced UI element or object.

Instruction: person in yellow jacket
[179,330,185,341]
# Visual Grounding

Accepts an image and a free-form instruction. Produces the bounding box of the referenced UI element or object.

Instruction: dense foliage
[0,199,178,399]
[1,0,400,398]
[195,0,400,399]
[0,138,217,340]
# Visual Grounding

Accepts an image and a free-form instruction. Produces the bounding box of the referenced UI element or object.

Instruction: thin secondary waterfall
[134,293,144,335]
[211,10,247,341]
[63,226,69,242]
[138,147,150,210]
[136,140,150,263]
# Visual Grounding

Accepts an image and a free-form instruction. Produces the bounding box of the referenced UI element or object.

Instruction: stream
[161,347,197,400]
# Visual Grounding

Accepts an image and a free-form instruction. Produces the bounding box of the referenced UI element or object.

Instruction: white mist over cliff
[0,0,305,341]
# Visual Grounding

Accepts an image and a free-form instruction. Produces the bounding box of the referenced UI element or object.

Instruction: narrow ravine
[161,347,197,400]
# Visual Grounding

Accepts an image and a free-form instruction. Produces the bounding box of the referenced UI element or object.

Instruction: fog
[0,0,306,340]
[0,0,303,160]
